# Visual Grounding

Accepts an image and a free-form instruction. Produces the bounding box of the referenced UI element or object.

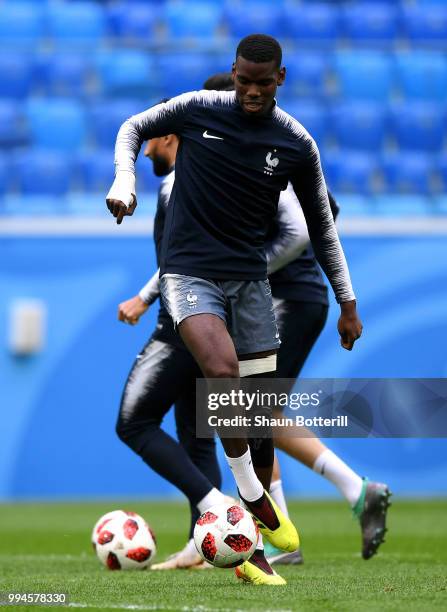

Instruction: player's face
[232,56,285,116]
[144,138,172,177]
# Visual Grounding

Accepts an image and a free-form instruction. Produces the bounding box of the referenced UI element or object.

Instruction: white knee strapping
[238,354,277,377]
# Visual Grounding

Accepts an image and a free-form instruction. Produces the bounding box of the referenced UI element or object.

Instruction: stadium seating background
[0,0,446,211]
[2,0,447,499]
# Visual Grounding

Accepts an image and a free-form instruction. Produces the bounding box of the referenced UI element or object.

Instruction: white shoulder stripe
[162,89,236,111]
[273,106,314,143]
[114,91,236,176]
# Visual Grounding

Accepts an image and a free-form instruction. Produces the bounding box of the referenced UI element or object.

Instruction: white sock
[197,487,225,514]
[313,449,363,507]
[269,479,289,518]
[225,447,264,502]
[182,538,198,556]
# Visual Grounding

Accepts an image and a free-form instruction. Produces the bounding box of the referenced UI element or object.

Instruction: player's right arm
[106,93,196,224]
[118,167,173,324]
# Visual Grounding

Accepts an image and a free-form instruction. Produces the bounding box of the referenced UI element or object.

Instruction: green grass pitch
[0,500,446,612]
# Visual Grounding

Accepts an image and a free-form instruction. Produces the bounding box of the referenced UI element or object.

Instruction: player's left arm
[291,140,362,350]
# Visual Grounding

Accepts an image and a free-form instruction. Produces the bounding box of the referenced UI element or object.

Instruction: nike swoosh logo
[203,130,224,140]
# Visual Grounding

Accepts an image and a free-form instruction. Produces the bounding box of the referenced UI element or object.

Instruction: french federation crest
[264,150,279,176]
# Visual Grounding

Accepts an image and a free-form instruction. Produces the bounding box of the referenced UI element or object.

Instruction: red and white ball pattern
[193,503,258,568]
[92,510,156,570]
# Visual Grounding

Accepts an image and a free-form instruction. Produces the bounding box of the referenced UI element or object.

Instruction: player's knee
[115,409,144,447]
[182,435,216,461]
[203,358,239,379]
[115,416,132,445]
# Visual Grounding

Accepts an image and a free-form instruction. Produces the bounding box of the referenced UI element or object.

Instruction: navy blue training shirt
[113,90,354,303]
[152,170,327,346]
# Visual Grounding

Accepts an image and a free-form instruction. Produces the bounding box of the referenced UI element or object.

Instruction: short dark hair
[203,72,234,91]
[236,34,282,68]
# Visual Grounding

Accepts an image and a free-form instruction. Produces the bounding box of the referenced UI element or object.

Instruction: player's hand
[337,300,363,351]
[106,195,137,225]
[118,295,149,325]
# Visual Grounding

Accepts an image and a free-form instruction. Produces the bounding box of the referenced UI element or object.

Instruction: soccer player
[122,71,390,567]
[107,34,363,585]
[117,128,310,571]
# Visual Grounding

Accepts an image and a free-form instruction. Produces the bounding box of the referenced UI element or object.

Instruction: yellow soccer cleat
[235,550,286,586]
[242,490,299,553]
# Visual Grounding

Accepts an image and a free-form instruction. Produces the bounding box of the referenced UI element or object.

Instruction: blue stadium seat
[335,52,393,101]
[78,148,160,194]
[77,150,115,192]
[322,151,379,195]
[157,54,215,97]
[434,196,447,215]
[331,102,387,152]
[0,3,43,48]
[391,103,445,152]
[0,100,27,147]
[283,3,339,48]
[396,52,447,103]
[279,101,329,147]
[89,99,145,148]
[14,149,72,195]
[66,193,112,217]
[209,53,234,77]
[107,2,158,40]
[165,1,223,39]
[0,153,10,197]
[284,53,329,98]
[0,54,34,98]
[373,195,432,217]
[436,153,447,191]
[3,194,65,216]
[41,54,90,97]
[47,2,106,46]
[332,195,373,217]
[225,2,283,39]
[341,3,399,46]
[26,99,87,151]
[96,51,155,97]
[382,153,434,194]
[402,5,447,48]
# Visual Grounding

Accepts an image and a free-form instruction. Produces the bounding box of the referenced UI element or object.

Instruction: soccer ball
[193,503,258,568]
[92,510,156,570]
[91,510,127,547]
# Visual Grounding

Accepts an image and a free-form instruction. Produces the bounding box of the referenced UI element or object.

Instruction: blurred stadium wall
[1,0,446,500]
